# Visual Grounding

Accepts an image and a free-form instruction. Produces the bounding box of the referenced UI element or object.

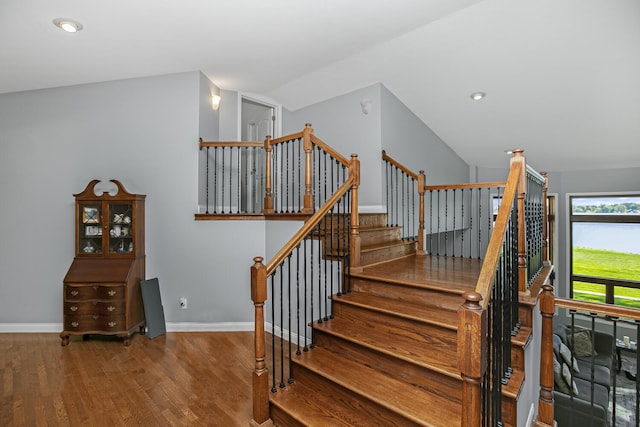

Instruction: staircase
[248,129,550,427]
[259,213,527,426]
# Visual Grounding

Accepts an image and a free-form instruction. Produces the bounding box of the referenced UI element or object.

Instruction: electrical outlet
[179,297,187,309]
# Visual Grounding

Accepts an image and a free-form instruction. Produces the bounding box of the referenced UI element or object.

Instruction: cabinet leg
[60,333,70,346]
[124,337,131,346]
[139,325,146,335]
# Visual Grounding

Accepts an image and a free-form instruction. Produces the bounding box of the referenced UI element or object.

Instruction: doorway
[240,98,276,213]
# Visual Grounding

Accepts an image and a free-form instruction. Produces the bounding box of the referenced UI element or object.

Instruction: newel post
[250,257,273,427]
[511,149,527,293]
[534,284,555,426]
[417,170,426,256]
[262,136,274,214]
[458,291,486,427]
[301,123,314,214]
[349,154,361,271]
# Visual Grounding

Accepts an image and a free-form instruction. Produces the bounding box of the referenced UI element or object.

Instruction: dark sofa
[552,323,615,427]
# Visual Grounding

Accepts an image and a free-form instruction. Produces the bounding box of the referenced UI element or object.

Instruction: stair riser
[290,362,429,427]
[360,242,416,266]
[350,278,465,310]
[331,303,459,370]
[320,227,403,254]
[313,328,462,402]
[319,213,388,230]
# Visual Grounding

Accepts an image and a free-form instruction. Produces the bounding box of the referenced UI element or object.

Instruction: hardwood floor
[0,332,254,426]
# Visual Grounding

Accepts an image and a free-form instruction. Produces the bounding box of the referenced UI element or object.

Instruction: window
[569,194,640,307]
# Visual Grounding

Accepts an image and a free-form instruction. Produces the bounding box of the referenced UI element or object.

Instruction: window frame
[567,191,640,305]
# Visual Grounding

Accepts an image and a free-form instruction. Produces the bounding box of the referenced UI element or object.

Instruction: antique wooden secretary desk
[60,180,146,346]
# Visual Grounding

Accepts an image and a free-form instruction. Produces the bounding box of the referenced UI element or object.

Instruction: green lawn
[573,247,640,308]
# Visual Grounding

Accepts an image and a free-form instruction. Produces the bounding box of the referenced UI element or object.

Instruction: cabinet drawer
[64,315,126,332]
[65,285,125,300]
[64,300,125,316]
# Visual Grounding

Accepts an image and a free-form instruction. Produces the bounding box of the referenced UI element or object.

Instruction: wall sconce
[211,94,221,110]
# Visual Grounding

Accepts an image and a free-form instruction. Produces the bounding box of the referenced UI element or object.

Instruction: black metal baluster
[213,147,218,213]
[303,237,309,352]
[285,141,290,213]
[287,254,293,384]
[229,146,233,213]
[385,161,390,226]
[205,146,210,214]
[444,189,448,256]
[279,266,285,389]
[270,274,277,392]
[221,146,226,213]
[297,139,301,212]
[295,246,301,356]
[237,147,241,213]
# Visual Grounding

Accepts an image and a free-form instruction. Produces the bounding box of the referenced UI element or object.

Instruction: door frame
[236,93,282,141]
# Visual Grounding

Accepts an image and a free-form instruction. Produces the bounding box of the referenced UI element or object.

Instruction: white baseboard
[0,322,254,333]
[0,323,63,333]
[165,322,254,332]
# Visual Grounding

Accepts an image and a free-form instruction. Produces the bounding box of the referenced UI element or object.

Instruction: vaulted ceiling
[2,0,638,172]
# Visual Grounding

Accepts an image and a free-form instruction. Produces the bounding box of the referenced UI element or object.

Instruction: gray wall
[381,85,469,185]
[0,71,261,330]
[285,84,383,210]
[285,83,470,210]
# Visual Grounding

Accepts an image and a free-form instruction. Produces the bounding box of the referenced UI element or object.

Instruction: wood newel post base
[417,170,426,255]
[458,291,486,427]
[301,123,314,214]
[349,154,361,270]
[534,284,555,427]
[262,136,274,214]
[251,257,272,426]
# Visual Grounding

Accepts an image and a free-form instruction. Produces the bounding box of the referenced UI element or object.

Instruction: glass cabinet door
[79,203,103,254]
[108,203,134,254]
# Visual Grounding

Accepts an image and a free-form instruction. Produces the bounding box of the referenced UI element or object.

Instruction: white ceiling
[2,0,639,172]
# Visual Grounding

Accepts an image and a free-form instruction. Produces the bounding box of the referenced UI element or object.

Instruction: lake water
[573,223,640,255]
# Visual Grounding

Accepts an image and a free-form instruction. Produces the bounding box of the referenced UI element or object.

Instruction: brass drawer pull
[108,321,117,328]
[107,306,115,312]
[92,315,99,320]
[70,306,78,312]
[108,290,117,297]
[70,290,79,296]
[71,321,79,328]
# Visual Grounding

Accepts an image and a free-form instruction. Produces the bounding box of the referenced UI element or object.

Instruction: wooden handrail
[312,134,351,167]
[556,297,640,321]
[269,131,305,145]
[382,150,420,180]
[199,139,263,149]
[266,173,356,276]
[424,181,507,191]
[474,161,523,308]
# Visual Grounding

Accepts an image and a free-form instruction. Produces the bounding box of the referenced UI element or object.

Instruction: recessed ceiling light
[470,91,486,101]
[53,18,83,33]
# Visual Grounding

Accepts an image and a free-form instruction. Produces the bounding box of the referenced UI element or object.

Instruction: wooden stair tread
[314,317,460,378]
[333,292,458,330]
[292,347,461,426]
[511,326,532,348]
[269,382,369,426]
[350,272,469,297]
[502,369,525,399]
[352,254,480,293]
